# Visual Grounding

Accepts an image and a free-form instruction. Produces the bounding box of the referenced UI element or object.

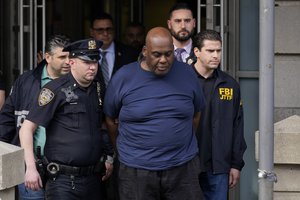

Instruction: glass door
[19,0,46,74]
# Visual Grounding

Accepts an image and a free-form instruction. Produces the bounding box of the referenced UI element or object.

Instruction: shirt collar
[101,41,115,54]
[199,69,217,80]
[41,64,53,81]
[174,39,193,55]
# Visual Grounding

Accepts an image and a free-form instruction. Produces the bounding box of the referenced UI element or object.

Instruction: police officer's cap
[63,38,103,62]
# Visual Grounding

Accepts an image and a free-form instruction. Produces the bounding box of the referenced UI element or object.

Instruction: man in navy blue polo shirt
[104,27,206,200]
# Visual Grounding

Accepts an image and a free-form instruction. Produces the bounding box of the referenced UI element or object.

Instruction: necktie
[175,48,185,62]
[101,51,109,86]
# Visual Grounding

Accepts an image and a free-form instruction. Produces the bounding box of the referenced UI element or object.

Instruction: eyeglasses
[92,27,114,34]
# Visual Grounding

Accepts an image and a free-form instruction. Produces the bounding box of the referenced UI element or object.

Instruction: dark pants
[118,156,201,200]
[45,174,103,200]
[199,171,229,200]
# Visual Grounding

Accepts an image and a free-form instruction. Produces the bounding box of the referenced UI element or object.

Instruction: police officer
[20,38,114,200]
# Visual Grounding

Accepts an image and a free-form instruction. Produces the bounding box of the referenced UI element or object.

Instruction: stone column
[256,115,300,200]
[0,141,24,200]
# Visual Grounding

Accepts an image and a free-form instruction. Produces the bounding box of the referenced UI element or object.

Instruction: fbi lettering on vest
[219,88,233,100]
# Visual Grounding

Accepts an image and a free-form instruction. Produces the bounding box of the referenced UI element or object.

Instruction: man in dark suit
[167,3,196,64]
[90,13,139,86]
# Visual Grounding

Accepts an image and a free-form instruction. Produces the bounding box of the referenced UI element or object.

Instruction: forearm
[19,120,37,170]
[105,116,118,150]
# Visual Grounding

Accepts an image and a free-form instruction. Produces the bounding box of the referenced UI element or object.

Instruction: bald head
[142,27,175,77]
[145,27,173,47]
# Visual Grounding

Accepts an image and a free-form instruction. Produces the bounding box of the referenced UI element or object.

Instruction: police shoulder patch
[39,88,55,106]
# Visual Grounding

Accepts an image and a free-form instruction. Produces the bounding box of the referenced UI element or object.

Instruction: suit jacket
[185,49,196,65]
[97,42,139,84]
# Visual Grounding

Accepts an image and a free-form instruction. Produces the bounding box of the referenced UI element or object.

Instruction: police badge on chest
[61,86,78,103]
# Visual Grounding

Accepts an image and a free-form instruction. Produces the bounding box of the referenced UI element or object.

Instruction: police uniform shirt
[27,72,103,166]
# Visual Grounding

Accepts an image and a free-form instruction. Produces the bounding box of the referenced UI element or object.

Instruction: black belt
[46,157,105,176]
